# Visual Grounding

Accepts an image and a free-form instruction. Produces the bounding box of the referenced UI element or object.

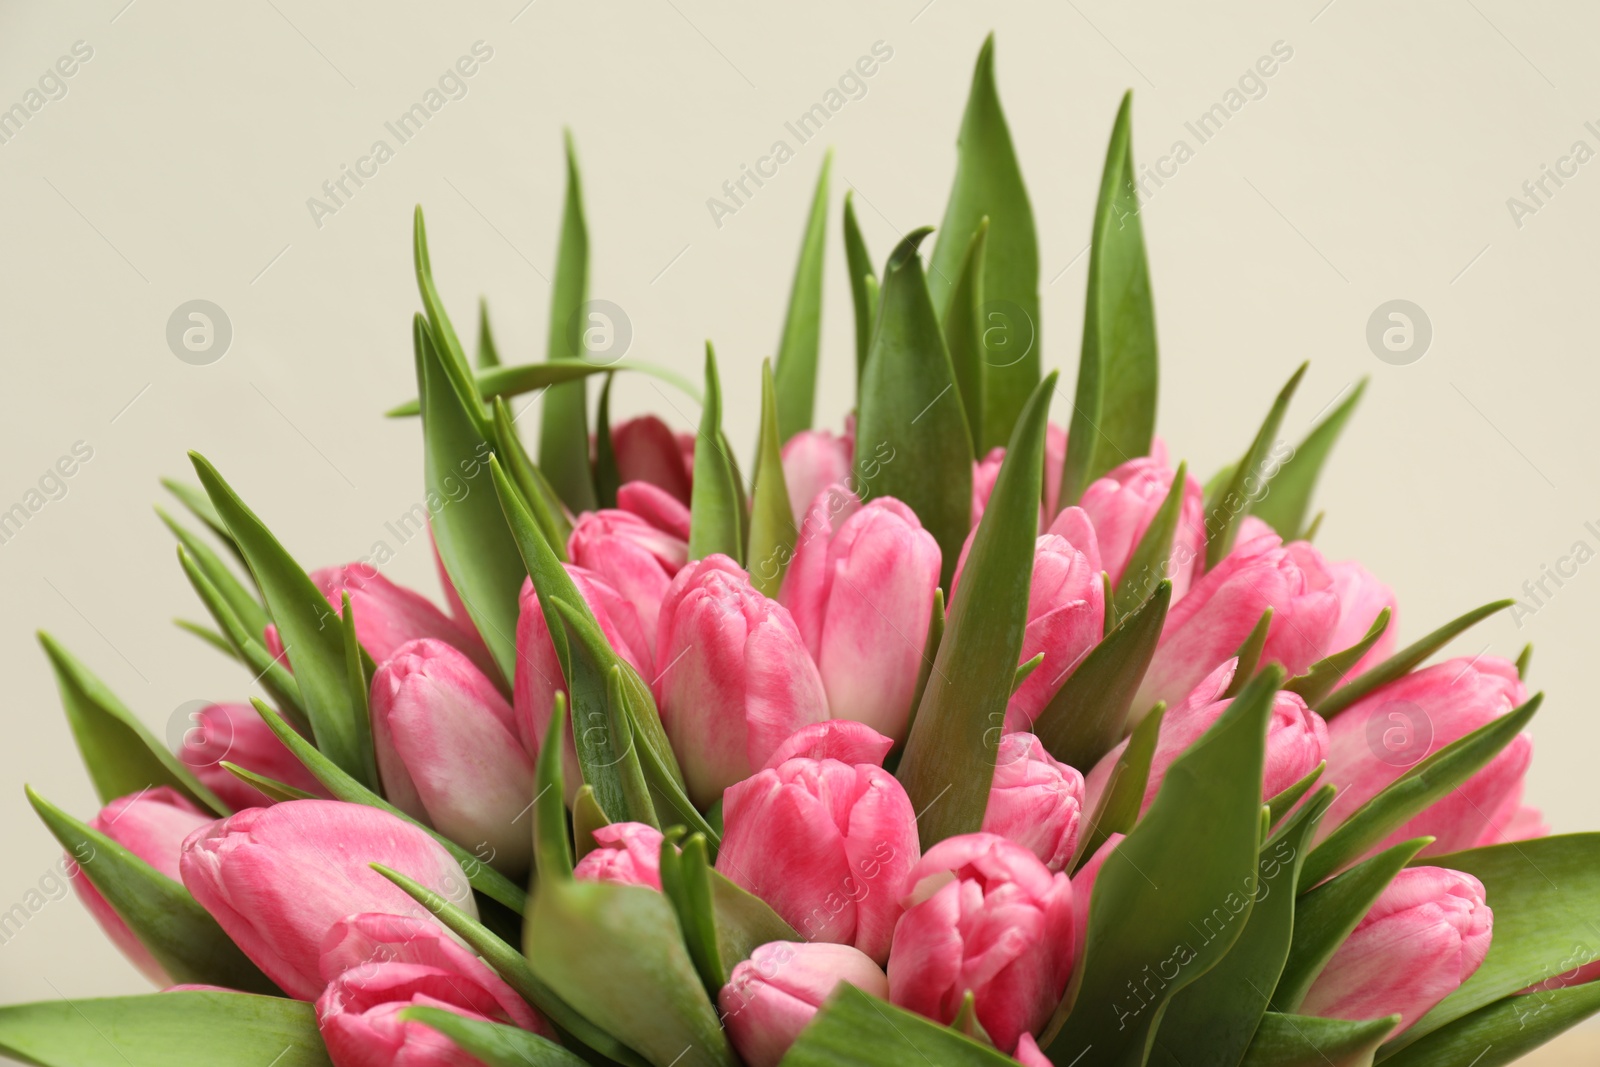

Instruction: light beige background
[1,0,1596,1059]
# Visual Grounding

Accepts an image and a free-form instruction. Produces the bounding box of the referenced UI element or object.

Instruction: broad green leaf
[1251,378,1367,541]
[747,359,797,597]
[842,190,877,386]
[490,397,570,558]
[533,691,578,873]
[413,205,477,394]
[1204,363,1307,568]
[403,1008,589,1067]
[779,984,1016,1067]
[688,343,744,563]
[1239,1012,1397,1067]
[928,34,1040,451]
[1224,609,1275,699]
[538,130,597,513]
[26,788,277,993]
[0,992,331,1067]
[855,228,974,587]
[250,700,526,913]
[156,507,268,637]
[1316,600,1514,718]
[1300,696,1541,886]
[221,761,315,802]
[190,452,377,788]
[658,832,724,994]
[1071,702,1165,871]
[386,359,702,418]
[38,632,226,815]
[1032,580,1170,772]
[707,867,800,978]
[476,296,502,369]
[1111,461,1187,621]
[942,218,989,458]
[1266,762,1325,827]
[552,611,657,827]
[1379,980,1600,1067]
[895,375,1051,846]
[413,316,524,689]
[594,372,621,509]
[774,152,830,441]
[1284,608,1392,707]
[904,586,946,742]
[1045,667,1284,1065]
[574,785,608,860]
[1059,91,1158,508]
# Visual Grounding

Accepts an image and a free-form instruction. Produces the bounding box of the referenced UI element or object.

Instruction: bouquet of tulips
[7,34,1599,1067]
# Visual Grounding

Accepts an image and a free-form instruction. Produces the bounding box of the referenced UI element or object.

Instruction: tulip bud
[1015,1033,1053,1067]
[1300,866,1492,1031]
[719,942,889,1067]
[764,719,895,769]
[1320,657,1533,859]
[316,912,549,1066]
[888,833,1074,1054]
[1324,559,1398,674]
[371,639,536,877]
[573,822,665,891]
[779,498,941,743]
[1136,530,1341,711]
[717,735,917,963]
[611,415,694,504]
[617,480,692,541]
[656,555,830,806]
[983,733,1085,872]
[72,788,215,984]
[782,429,854,526]
[1004,528,1106,733]
[311,564,496,681]
[1044,422,1067,519]
[568,496,689,639]
[180,799,475,999]
[1078,457,1206,602]
[174,702,327,810]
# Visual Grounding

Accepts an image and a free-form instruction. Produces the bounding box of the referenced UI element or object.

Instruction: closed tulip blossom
[888,833,1074,1054]
[1320,657,1534,859]
[71,787,216,984]
[573,822,665,891]
[311,564,496,681]
[617,480,693,540]
[716,727,917,963]
[1003,526,1106,733]
[1301,866,1493,1031]
[610,415,694,503]
[655,555,830,806]
[1014,1034,1052,1067]
[180,799,475,1000]
[1077,457,1206,602]
[781,429,854,526]
[173,702,327,810]
[567,493,689,638]
[370,639,535,876]
[779,497,941,742]
[316,913,549,1066]
[719,942,889,1067]
[982,732,1085,872]
[1324,559,1398,673]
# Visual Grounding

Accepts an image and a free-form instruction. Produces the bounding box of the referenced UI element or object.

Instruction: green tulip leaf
[774,153,830,441]
[594,372,621,510]
[176,618,239,660]
[779,983,1017,1066]
[1111,461,1188,622]
[1316,600,1514,718]
[1265,761,1326,828]
[1204,363,1307,568]
[476,297,502,369]
[402,1007,590,1067]
[1379,980,1600,1067]
[220,761,316,802]
[658,832,724,994]
[1224,609,1275,699]
[573,784,609,860]
[842,191,878,386]
[688,343,745,563]
[386,359,703,419]
[942,218,989,458]
[161,476,240,563]
[156,507,268,638]
[747,359,798,597]
[1071,701,1165,872]
[538,131,597,514]
[1284,608,1392,707]
[490,397,571,558]
[1239,1012,1398,1067]
[1250,378,1367,542]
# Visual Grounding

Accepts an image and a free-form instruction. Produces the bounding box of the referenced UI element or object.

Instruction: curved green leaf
[403,1007,589,1067]
[842,191,877,386]
[476,297,502,369]
[221,761,315,803]
[156,507,267,638]
[1285,608,1391,707]
[490,397,570,559]
[747,359,797,597]
[942,218,989,458]
[1203,363,1307,568]
[1111,461,1187,621]
[1225,609,1275,699]
[1071,701,1165,871]
[779,984,1016,1066]
[1316,600,1514,718]
[1379,980,1600,1067]
[1252,378,1367,541]
[386,359,703,418]
[1240,1012,1397,1067]
[413,205,477,395]
[658,832,723,994]
[688,343,744,563]
[538,130,597,513]
[774,152,830,441]
[594,372,621,509]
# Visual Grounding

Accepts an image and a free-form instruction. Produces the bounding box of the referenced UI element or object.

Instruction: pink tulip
[371,639,536,876]
[1078,457,1206,602]
[719,942,889,1067]
[716,732,917,963]
[180,799,475,1000]
[567,496,689,640]
[972,446,1008,529]
[1320,657,1533,860]
[1015,1033,1052,1067]
[888,833,1074,1054]
[655,555,830,806]
[311,564,496,682]
[983,733,1085,872]
[1003,526,1106,733]
[779,497,941,742]
[617,480,692,541]
[1044,422,1066,519]
[782,429,854,526]
[763,719,895,769]
[610,415,694,504]
[1087,659,1328,818]
[1070,832,1125,963]
[1300,866,1492,1032]
[1136,530,1341,711]
[431,530,473,630]
[173,702,327,810]
[573,822,665,891]
[316,912,548,1067]
[1476,781,1549,847]
[71,787,215,984]
[1325,559,1398,674]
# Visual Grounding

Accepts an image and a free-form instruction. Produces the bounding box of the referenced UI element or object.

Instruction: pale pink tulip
[782,430,854,526]
[1078,457,1206,602]
[311,564,495,681]
[719,942,889,1067]
[763,719,895,770]
[1003,526,1106,733]
[983,733,1085,872]
[655,555,829,806]
[573,822,665,891]
[610,415,693,504]
[173,702,327,810]
[180,799,474,1000]
[617,480,693,541]
[1300,866,1492,1032]
[1044,422,1067,519]
[888,833,1073,1054]
[1015,1033,1053,1067]
[1324,559,1398,674]
[567,496,689,639]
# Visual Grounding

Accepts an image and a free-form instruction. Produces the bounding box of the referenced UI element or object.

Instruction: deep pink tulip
[567,496,689,640]
[611,415,694,504]
[1015,1033,1052,1067]
[1087,659,1329,818]
[1325,559,1398,673]
[617,480,693,541]
[1078,457,1206,602]
[716,736,917,963]
[174,702,327,810]
[655,555,830,806]
[888,833,1074,1054]
[371,639,535,876]
[311,564,495,681]
[781,429,854,526]
[983,732,1085,873]
[180,799,474,1000]
[719,941,889,1067]
[1136,530,1341,711]
[779,497,940,742]
[972,446,1008,529]
[1300,866,1492,1032]
[763,719,895,769]
[72,787,215,984]
[1070,832,1124,971]
[1044,422,1066,519]
[1003,526,1106,733]
[1320,657,1533,860]
[573,822,665,891]
[316,912,548,1067]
